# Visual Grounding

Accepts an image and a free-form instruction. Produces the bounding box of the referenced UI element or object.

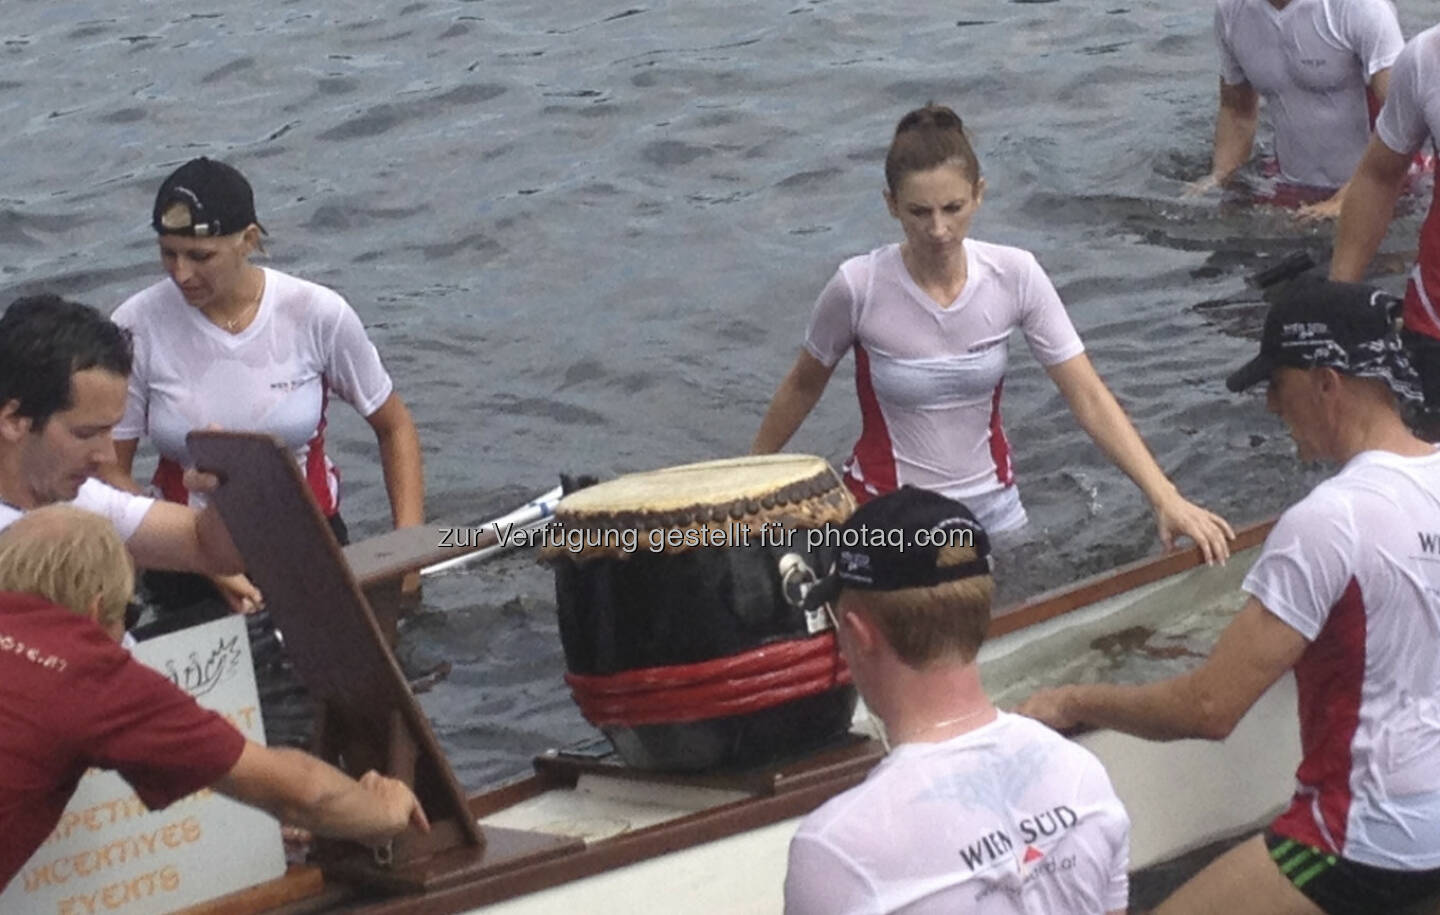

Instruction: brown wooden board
[187,431,491,885]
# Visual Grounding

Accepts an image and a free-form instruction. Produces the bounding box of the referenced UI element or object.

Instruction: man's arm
[214,741,428,844]
[1189,80,1258,195]
[1330,134,1414,281]
[124,499,245,576]
[1017,597,1306,740]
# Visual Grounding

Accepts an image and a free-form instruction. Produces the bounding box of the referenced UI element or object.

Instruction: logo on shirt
[958,805,1079,872]
[270,378,310,392]
[1419,531,1440,554]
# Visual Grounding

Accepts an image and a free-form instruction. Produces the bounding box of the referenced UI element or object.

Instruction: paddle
[419,485,563,577]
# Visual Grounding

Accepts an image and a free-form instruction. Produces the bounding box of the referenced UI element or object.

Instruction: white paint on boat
[464,540,1303,913]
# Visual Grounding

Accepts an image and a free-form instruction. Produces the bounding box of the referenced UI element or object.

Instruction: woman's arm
[1045,355,1234,563]
[365,392,425,528]
[98,439,145,494]
[751,350,838,454]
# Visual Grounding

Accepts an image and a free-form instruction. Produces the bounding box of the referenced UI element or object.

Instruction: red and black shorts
[1266,831,1440,915]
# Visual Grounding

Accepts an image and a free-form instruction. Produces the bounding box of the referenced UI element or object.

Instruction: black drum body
[546,455,858,773]
[554,539,855,771]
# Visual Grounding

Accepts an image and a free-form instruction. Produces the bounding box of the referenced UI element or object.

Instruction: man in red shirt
[0,505,428,889]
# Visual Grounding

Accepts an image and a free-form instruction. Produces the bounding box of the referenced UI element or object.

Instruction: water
[3,0,1438,789]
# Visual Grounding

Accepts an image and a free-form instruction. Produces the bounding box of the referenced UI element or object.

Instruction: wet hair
[846,541,993,667]
[0,505,135,628]
[884,104,981,193]
[0,294,132,429]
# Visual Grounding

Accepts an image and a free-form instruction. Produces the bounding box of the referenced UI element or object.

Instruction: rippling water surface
[4,1,1439,788]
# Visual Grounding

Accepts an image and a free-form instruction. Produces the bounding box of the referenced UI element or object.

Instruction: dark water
[3,1,1439,790]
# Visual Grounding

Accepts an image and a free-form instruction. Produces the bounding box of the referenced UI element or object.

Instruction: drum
[545,455,858,772]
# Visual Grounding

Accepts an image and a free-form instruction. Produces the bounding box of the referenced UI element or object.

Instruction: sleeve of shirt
[784,832,879,915]
[110,299,148,443]
[1241,490,1356,642]
[1085,758,1131,914]
[1375,38,1429,156]
[1017,253,1085,367]
[78,652,247,811]
[74,479,156,543]
[1215,3,1248,86]
[1338,0,1403,78]
[803,268,859,368]
[322,295,395,418]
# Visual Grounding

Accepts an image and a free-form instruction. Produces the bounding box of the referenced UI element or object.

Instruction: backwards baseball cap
[152,157,264,238]
[1225,276,1422,404]
[802,486,991,612]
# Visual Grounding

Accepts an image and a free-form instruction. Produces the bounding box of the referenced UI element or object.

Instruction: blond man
[784,487,1130,914]
[0,506,427,890]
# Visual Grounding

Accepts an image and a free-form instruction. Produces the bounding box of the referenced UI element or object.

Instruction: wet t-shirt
[784,713,1130,914]
[1245,448,1440,869]
[1215,0,1402,188]
[112,268,393,516]
[803,241,1084,533]
[1374,25,1440,339]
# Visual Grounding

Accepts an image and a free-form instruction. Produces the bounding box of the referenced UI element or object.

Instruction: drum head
[545,455,853,562]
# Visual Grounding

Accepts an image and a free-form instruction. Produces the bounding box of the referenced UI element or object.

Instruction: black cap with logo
[802,486,991,611]
[1225,277,1422,403]
[152,157,265,238]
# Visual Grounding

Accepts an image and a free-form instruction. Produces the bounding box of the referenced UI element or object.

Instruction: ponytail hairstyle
[884,104,981,194]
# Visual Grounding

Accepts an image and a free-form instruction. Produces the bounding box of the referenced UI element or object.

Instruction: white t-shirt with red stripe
[1243,447,1440,869]
[1375,24,1440,340]
[112,268,394,517]
[785,712,1130,915]
[803,241,1084,532]
[1214,0,1402,189]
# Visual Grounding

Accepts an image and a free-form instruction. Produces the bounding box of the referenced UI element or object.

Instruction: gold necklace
[218,277,263,332]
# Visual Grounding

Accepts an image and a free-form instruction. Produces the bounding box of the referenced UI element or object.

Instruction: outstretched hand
[212,572,264,614]
[1153,494,1234,565]
[1295,194,1344,223]
[1182,173,1222,199]
[1015,687,1082,732]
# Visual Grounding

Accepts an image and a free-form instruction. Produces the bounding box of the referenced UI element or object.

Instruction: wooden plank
[345,525,498,589]
[187,432,486,879]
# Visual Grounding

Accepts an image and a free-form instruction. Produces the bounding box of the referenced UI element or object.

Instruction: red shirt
[0,592,246,888]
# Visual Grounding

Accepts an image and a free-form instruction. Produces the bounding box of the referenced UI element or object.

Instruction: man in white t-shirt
[1193,0,1402,220]
[0,294,243,575]
[1021,278,1440,914]
[1332,24,1440,423]
[785,487,1129,914]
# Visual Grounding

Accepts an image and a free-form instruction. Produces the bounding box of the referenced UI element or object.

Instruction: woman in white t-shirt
[752,105,1231,561]
[105,157,425,612]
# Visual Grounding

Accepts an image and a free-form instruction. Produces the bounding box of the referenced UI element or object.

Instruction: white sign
[1,615,287,914]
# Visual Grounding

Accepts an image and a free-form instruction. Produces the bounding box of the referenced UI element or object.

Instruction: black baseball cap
[1225,277,1422,403]
[802,486,992,611]
[152,157,265,238]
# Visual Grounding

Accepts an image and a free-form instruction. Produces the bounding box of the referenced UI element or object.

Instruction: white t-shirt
[0,480,154,540]
[1214,0,1403,188]
[111,268,394,516]
[803,241,1085,533]
[1244,448,1440,869]
[784,713,1130,915]
[1375,25,1440,339]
